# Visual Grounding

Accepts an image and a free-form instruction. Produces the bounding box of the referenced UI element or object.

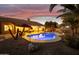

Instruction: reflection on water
[31,34,45,39]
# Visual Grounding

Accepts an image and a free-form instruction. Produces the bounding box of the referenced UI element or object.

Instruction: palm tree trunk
[20,27,25,37]
[9,29,16,39]
[15,29,19,39]
[75,27,78,35]
[71,28,75,36]
[14,25,16,34]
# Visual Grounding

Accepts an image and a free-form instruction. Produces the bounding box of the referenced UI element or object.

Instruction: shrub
[64,35,79,49]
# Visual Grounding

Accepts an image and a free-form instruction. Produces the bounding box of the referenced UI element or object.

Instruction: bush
[64,35,79,49]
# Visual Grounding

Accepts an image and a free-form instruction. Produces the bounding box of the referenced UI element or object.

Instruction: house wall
[32,26,45,32]
[0,21,45,35]
[0,22,15,34]
[15,26,45,32]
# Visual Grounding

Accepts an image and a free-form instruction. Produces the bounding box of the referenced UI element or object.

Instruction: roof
[25,20,43,26]
[0,16,43,26]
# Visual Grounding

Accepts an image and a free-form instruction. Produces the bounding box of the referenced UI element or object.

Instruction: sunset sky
[0,4,63,24]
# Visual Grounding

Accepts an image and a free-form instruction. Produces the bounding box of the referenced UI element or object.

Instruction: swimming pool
[24,32,61,43]
[27,32,56,40]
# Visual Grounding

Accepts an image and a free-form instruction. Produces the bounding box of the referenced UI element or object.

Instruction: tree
[62,15,76,36]
[44,21,58,32]
[45,21,50,28]
[49,4,79,36]
[52,22,58,28]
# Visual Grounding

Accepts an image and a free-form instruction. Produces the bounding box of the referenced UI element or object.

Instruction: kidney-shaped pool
[23,32,61,43]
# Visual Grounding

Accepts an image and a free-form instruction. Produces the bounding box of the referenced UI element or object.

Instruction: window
[4,25,13,31]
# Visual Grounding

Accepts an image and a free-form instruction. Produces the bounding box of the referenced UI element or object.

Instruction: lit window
[4,25,13,31]
[4,25,9,31]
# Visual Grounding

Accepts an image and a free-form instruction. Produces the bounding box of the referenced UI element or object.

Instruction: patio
[0,37,79,55]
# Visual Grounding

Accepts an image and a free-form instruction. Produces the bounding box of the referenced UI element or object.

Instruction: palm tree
[49,4,79,19]
[49,4,79,13]
[62,15,78,36]
[49,4,79,36]
[49,4,79,20]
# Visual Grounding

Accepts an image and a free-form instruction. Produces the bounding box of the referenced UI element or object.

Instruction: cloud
[0,4,63,19]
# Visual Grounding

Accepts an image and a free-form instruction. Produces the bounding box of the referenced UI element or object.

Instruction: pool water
[27,32,56,40]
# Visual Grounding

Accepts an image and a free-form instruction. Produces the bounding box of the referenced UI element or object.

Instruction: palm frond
[56,12,72,18]
[76,4,79,8]
[49,4,57,12]
[57,8,67,13]
[61,4,76,11]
